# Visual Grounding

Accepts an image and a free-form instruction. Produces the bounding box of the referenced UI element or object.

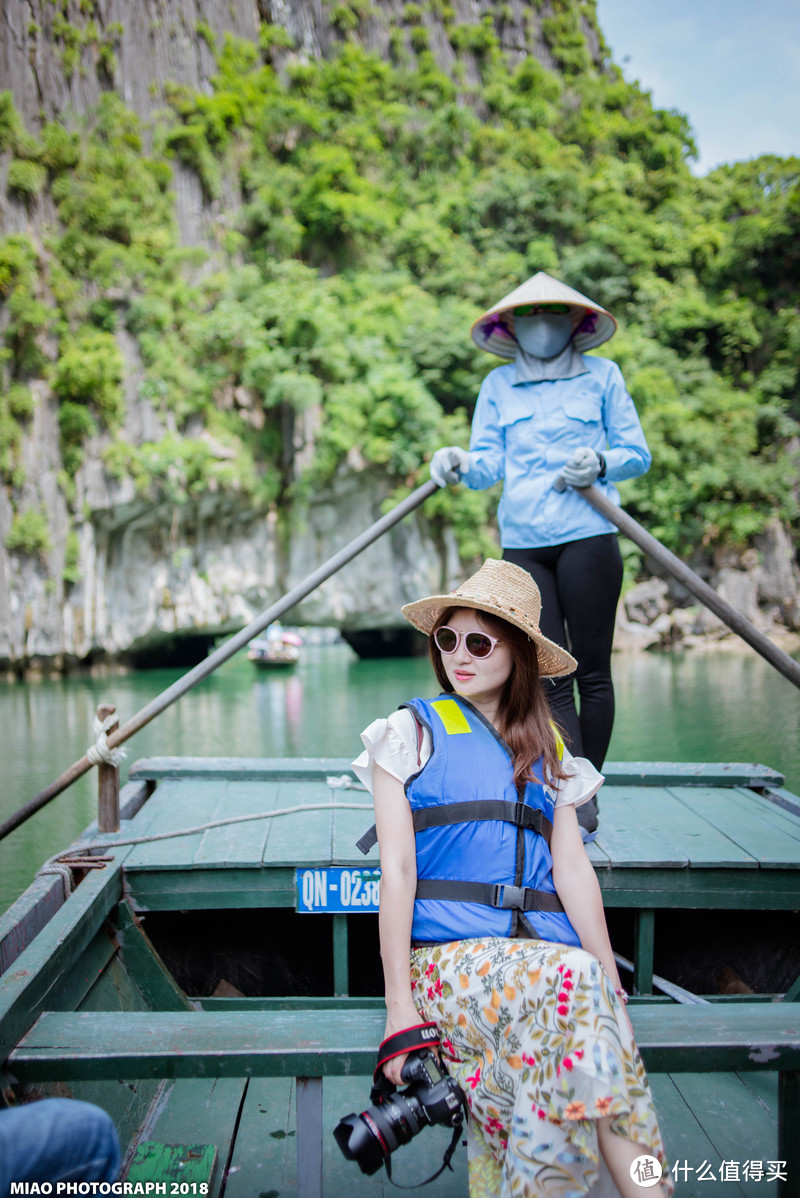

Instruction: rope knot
[86,713,127,768]
[36,860,74,899]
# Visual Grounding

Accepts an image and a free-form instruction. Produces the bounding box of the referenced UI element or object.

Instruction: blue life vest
[404,694,581,947]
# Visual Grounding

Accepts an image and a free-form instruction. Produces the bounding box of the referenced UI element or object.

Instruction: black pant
[504,535,623,771]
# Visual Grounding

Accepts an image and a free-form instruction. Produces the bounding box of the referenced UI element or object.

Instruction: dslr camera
[333,1046,466,1178]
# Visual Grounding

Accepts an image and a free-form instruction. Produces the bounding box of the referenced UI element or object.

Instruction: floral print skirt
[409,937,673,1198]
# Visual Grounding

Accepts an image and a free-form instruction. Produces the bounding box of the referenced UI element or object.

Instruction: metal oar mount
[0,479,439,842]
[561,480,800,692]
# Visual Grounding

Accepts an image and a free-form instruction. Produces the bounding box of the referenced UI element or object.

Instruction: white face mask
[514,312,573,359]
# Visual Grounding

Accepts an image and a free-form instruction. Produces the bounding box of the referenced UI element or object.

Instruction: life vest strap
[415,877,565,913]
[356,800,552,856]
[412,800,553,844]
[356,826,378,855]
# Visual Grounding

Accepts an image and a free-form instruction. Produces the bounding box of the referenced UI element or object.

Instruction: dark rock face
[341,626,428,658]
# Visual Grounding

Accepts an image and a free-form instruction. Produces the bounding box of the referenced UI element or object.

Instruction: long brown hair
[430,607,569,792]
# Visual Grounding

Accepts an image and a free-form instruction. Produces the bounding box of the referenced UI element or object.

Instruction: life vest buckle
[513,801,528,828]
[492,883,525,909]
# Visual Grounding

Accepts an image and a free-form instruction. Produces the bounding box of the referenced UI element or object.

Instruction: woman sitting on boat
[353,558,672,1197]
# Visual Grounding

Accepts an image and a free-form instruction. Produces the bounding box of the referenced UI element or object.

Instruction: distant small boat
[247,634,300,668]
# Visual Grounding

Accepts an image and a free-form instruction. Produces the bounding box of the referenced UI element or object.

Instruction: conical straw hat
[401,559,577,678]
[471,272,617,359]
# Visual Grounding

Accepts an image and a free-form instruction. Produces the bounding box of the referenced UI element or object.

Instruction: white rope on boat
[326,774,368,791]
[36,860,75,899]
[60,801,376,857]
[86,713,128,768]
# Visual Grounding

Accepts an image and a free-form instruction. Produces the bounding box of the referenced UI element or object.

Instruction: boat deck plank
[600,763,785,788]
[668,1071,778,1195]
[131,1070,780,1198]
[727,787,800,832]
[221,1075,295,1198]
[591,785,690,868]
[193,780,284,868]
[639,787,760,868]
[125,780,232,869]
[260,779,339,865]
[222,1075,468,1197]
[137,1077,248,1198]
[583,838,610,867]
[648,1075,721,1183]
[667,786,800,868]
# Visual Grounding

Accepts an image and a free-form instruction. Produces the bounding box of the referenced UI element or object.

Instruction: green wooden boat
[3,485,800,1196]
[2,755,800,1198]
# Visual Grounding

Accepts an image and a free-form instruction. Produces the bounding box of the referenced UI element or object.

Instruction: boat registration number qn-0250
[296,867,381,912]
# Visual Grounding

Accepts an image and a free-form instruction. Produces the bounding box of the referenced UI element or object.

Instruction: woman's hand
[612,989,635,1040]
[620,1004,635,1040]
[381,1048,410,1087]
[380,1008,425,1086]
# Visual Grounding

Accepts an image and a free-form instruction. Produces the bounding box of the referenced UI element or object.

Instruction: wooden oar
[0,479,439,841]
[562,480,800,691]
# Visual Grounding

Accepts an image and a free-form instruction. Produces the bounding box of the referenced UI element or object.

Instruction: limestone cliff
[1,0,798,673]
[2,0,520,670]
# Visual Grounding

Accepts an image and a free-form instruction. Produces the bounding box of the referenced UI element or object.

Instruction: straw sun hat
[401,559,577,678]
[471,271,617,359]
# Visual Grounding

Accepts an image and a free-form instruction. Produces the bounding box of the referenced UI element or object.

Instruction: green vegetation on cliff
[1,1,798,570]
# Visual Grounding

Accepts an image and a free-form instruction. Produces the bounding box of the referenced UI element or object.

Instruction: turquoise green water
[1,642,799,915]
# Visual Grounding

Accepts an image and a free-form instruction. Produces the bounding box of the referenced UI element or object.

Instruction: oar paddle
[0,479,439,842]
[557,479,800,692]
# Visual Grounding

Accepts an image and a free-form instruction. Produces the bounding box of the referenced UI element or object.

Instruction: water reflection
[1,643,798,914]
[253,673,305,756]
[608,650,800,768]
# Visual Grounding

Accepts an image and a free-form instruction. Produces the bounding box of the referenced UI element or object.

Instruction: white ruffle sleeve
[351,708,432,793]
[352,709,602,808]
[556,746,604,808]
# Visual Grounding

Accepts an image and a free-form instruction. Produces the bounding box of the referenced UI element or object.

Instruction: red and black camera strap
[373,1022,440,1084]
[372,1023,466,1190]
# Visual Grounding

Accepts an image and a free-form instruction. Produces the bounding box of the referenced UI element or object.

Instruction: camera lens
[333,1090,426,1175]
[333,1113,387,1176]
[378,1091,425,1145]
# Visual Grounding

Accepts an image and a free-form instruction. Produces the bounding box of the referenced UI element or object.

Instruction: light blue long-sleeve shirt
[463,355,651,548]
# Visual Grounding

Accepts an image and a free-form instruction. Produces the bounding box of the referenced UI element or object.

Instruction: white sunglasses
[433,625,501,660]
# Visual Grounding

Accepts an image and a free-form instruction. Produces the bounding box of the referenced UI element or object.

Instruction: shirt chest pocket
[497,394,539,452]
[498,392,535,429]
[563,393,603,429]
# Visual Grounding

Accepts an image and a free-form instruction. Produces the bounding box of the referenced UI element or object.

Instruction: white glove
[430,446,471,487]
[561,446,603,488]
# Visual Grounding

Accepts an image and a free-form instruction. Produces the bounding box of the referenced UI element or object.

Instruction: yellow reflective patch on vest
[431,699,472,735]
[550,722,565,760]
